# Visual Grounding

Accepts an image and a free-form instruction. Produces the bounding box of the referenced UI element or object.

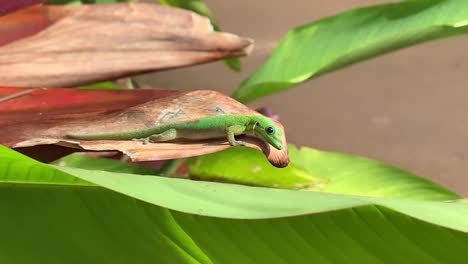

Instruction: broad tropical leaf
[233,1,468,103]
[188,145,459,199]
[52,153,161,175]
[188,146,328,190]
[2,145,467,263]
[288,145,459,200]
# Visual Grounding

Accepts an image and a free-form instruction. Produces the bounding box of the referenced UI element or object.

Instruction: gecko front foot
[132,138,151,145]
[131,129,178,145]
[148,129,177,143]
[226,125,248,147]
[230,140,247,147]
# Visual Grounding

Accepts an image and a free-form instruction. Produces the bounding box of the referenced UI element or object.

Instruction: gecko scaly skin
[67,114,284,150]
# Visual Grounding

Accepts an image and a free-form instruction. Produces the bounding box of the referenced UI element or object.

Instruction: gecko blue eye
[266,127,275,134]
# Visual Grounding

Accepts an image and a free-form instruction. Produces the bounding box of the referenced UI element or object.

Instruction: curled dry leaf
[0,0,44,16]
[0,1,51,47]
[0,87,289,167]
[0,3,253,87]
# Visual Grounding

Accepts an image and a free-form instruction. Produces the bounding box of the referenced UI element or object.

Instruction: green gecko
[67,114,284,150]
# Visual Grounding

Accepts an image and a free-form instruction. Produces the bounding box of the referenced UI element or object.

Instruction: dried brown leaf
[1,88,288,167]
[0,3,253,87]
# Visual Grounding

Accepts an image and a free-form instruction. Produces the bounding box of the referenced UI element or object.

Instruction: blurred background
[137,0,468,196]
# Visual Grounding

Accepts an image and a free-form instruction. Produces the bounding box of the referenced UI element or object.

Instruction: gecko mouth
[251,129,282,148]
[273,135,281,142]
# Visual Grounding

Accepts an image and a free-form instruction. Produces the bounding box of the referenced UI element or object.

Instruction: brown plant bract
[1,88,289,167]
[0,3,253,87]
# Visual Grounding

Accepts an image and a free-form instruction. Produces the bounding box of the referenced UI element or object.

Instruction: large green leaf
[232,1,468,103]
[52,153,160,175]
[288,145,460,200]
[188,145,459,200]
[56,150,328,190]
[159,0,241,72]
[187,146,329,190]
[79,81,120,90]
[2,145,468,263]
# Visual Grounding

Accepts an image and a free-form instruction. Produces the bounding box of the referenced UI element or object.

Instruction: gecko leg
[226,125,247,146]
[136,129,177,144]
[148,129,177,143]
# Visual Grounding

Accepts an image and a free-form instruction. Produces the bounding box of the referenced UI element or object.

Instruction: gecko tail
[66,132,126,140]
[66,126,162,140]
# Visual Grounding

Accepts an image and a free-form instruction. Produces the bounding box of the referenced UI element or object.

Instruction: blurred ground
[137,0,468,196]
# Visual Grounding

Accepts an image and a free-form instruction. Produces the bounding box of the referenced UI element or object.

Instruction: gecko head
[253,118,284,150]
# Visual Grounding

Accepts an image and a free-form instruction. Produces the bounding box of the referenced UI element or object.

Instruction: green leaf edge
[2,145,468,233]
[232,1,468,103]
